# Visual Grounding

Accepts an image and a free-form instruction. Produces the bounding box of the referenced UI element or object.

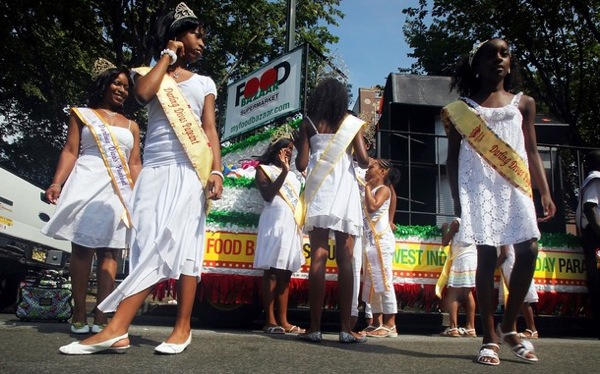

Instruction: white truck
[0,167,71,310]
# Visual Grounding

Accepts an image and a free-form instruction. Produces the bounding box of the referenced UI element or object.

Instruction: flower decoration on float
[91,58,117,81]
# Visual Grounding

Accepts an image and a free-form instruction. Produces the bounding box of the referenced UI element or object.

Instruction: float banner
[223,47,303,140]
[202,233,587,292]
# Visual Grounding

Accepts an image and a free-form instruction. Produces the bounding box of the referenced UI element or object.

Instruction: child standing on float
[444,38,555,365]
[361,159,400,338]
[59,2,222,355]
[295,78,370,343]
[253,134,306,335]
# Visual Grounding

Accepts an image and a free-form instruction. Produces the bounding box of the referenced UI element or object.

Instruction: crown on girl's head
[172,2,198,24]
[358,113,377,146]
[270,123,297,144]
[91,58,117,81]
[468,40,489,67]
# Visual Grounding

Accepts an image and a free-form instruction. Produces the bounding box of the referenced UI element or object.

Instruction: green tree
[402,0,600,147]
[0,0,342,185]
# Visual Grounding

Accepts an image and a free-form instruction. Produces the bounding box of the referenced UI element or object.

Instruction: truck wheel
[194,298,261,329]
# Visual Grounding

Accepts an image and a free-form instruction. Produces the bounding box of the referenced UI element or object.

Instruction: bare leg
[94,248,118,325]
[69,244,95,325]
[521,303,538,337]
[475,244,499,362]
[334,230,359,337]
[261,269,278,328]
[274,269,293,329]
[306,228,329,333]
[78,286,154,347]
[462,288,476,331]
[444,287,460,328]
[165,274,197,344]
[499,239,538,360]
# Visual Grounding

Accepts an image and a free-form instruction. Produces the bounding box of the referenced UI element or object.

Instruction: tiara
[358,112,377,146]
[91,58,117,81]
[270,123,296,143]
[468,40,489,67]
[172,2,198,25]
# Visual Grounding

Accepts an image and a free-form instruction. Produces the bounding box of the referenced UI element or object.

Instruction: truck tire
[0,273,22,311]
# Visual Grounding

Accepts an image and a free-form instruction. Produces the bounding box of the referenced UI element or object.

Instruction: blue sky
[328,0,419,104]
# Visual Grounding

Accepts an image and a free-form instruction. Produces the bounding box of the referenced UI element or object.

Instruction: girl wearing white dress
[43,60,141,335]
[295,78,369,343]
[59,3,222,355]
[445,38,555,365]
[254,136,306,335]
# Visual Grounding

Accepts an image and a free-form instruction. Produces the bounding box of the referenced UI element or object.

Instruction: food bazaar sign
[202,232,587,292]
[223,47,303,141]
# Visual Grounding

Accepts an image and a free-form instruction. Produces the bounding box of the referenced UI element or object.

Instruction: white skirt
[99,163,206,312]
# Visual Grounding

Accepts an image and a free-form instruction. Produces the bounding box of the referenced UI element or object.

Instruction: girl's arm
[255,163,288,203]
[388,184,397,231]
[45,115,82,204]
[446,123,462,217]
[441,219,459,246]
[364,184,391,214]
[295,120,310,172]
[352,127,369,168]
[202,93,223,200]
[127,120,143,184]
[520,94,556,221]
[134,40,183,104]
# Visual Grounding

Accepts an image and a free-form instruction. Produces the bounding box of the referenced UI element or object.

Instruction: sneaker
[71,322,90,334]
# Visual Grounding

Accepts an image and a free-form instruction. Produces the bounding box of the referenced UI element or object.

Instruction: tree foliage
[0,0,342,185]
[402,0,600,147]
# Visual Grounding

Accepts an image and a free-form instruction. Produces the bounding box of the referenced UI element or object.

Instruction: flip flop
[263,325,285,334]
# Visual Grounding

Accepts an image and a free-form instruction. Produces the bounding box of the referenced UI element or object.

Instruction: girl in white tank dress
[445,38,555,365]
[295,78,370,343]
[43,63,142,335]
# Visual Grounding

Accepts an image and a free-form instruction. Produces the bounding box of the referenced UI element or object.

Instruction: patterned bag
[16,270,73,322]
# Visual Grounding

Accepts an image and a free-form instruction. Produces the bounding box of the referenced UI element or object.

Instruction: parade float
[148,115,589,325]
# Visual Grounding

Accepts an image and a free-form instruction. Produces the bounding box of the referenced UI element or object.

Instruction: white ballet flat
[154,333,192,354]
[59,333,130,355]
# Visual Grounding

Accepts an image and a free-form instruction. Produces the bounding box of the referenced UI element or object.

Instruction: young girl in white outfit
[361,159,400,338]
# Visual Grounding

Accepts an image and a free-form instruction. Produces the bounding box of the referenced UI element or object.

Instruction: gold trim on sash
[435,243,453,299]
[259,164,304,228]
[302,115,365,222]
[133,67,213,193]
[72,107,134,227]
[441,100,532,198]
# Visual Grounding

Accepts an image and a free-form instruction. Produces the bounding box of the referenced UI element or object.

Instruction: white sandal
[477,343,500,366]
[518,329,539,339]
[366,325,398,338]
[497,324,538,362]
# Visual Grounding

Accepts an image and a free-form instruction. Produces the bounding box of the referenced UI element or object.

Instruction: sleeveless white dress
[253,165,305,272]
[455,93,540,246]
[99,74,217,312]
[304,125,363,236]
[41,120,133,249]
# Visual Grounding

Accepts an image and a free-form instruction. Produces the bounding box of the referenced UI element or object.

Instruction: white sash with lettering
[358,179,390,298]
[72,107,133,227]
[259,164,303,228]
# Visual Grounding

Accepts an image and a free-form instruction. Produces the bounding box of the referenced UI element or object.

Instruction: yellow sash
[441,100,532,198]
[435,243,453,299]
[259,164,304,228]
[72,107,133,227]
[359,180,390,298]
[133,67,213,191]
[302,115,365,225]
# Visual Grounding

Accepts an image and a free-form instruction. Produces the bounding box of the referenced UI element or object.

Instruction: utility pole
[285,0,296,52]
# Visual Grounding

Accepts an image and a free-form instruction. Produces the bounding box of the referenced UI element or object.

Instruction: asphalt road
[0,311,598,374]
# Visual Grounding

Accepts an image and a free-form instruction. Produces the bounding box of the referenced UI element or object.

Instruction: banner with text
[223,47,303,140]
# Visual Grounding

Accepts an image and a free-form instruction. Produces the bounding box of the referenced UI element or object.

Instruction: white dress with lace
[455,93,540,246]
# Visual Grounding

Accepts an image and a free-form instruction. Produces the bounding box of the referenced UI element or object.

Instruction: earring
[508,69,511,74]
[475,73,479,78]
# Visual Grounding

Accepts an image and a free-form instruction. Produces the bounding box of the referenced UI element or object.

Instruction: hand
[207,174,223,200]
[537,194,556,222]
[45,184,61,204]
[278,148,290,172]
[165,39,185,59]
[390,222,397,232]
